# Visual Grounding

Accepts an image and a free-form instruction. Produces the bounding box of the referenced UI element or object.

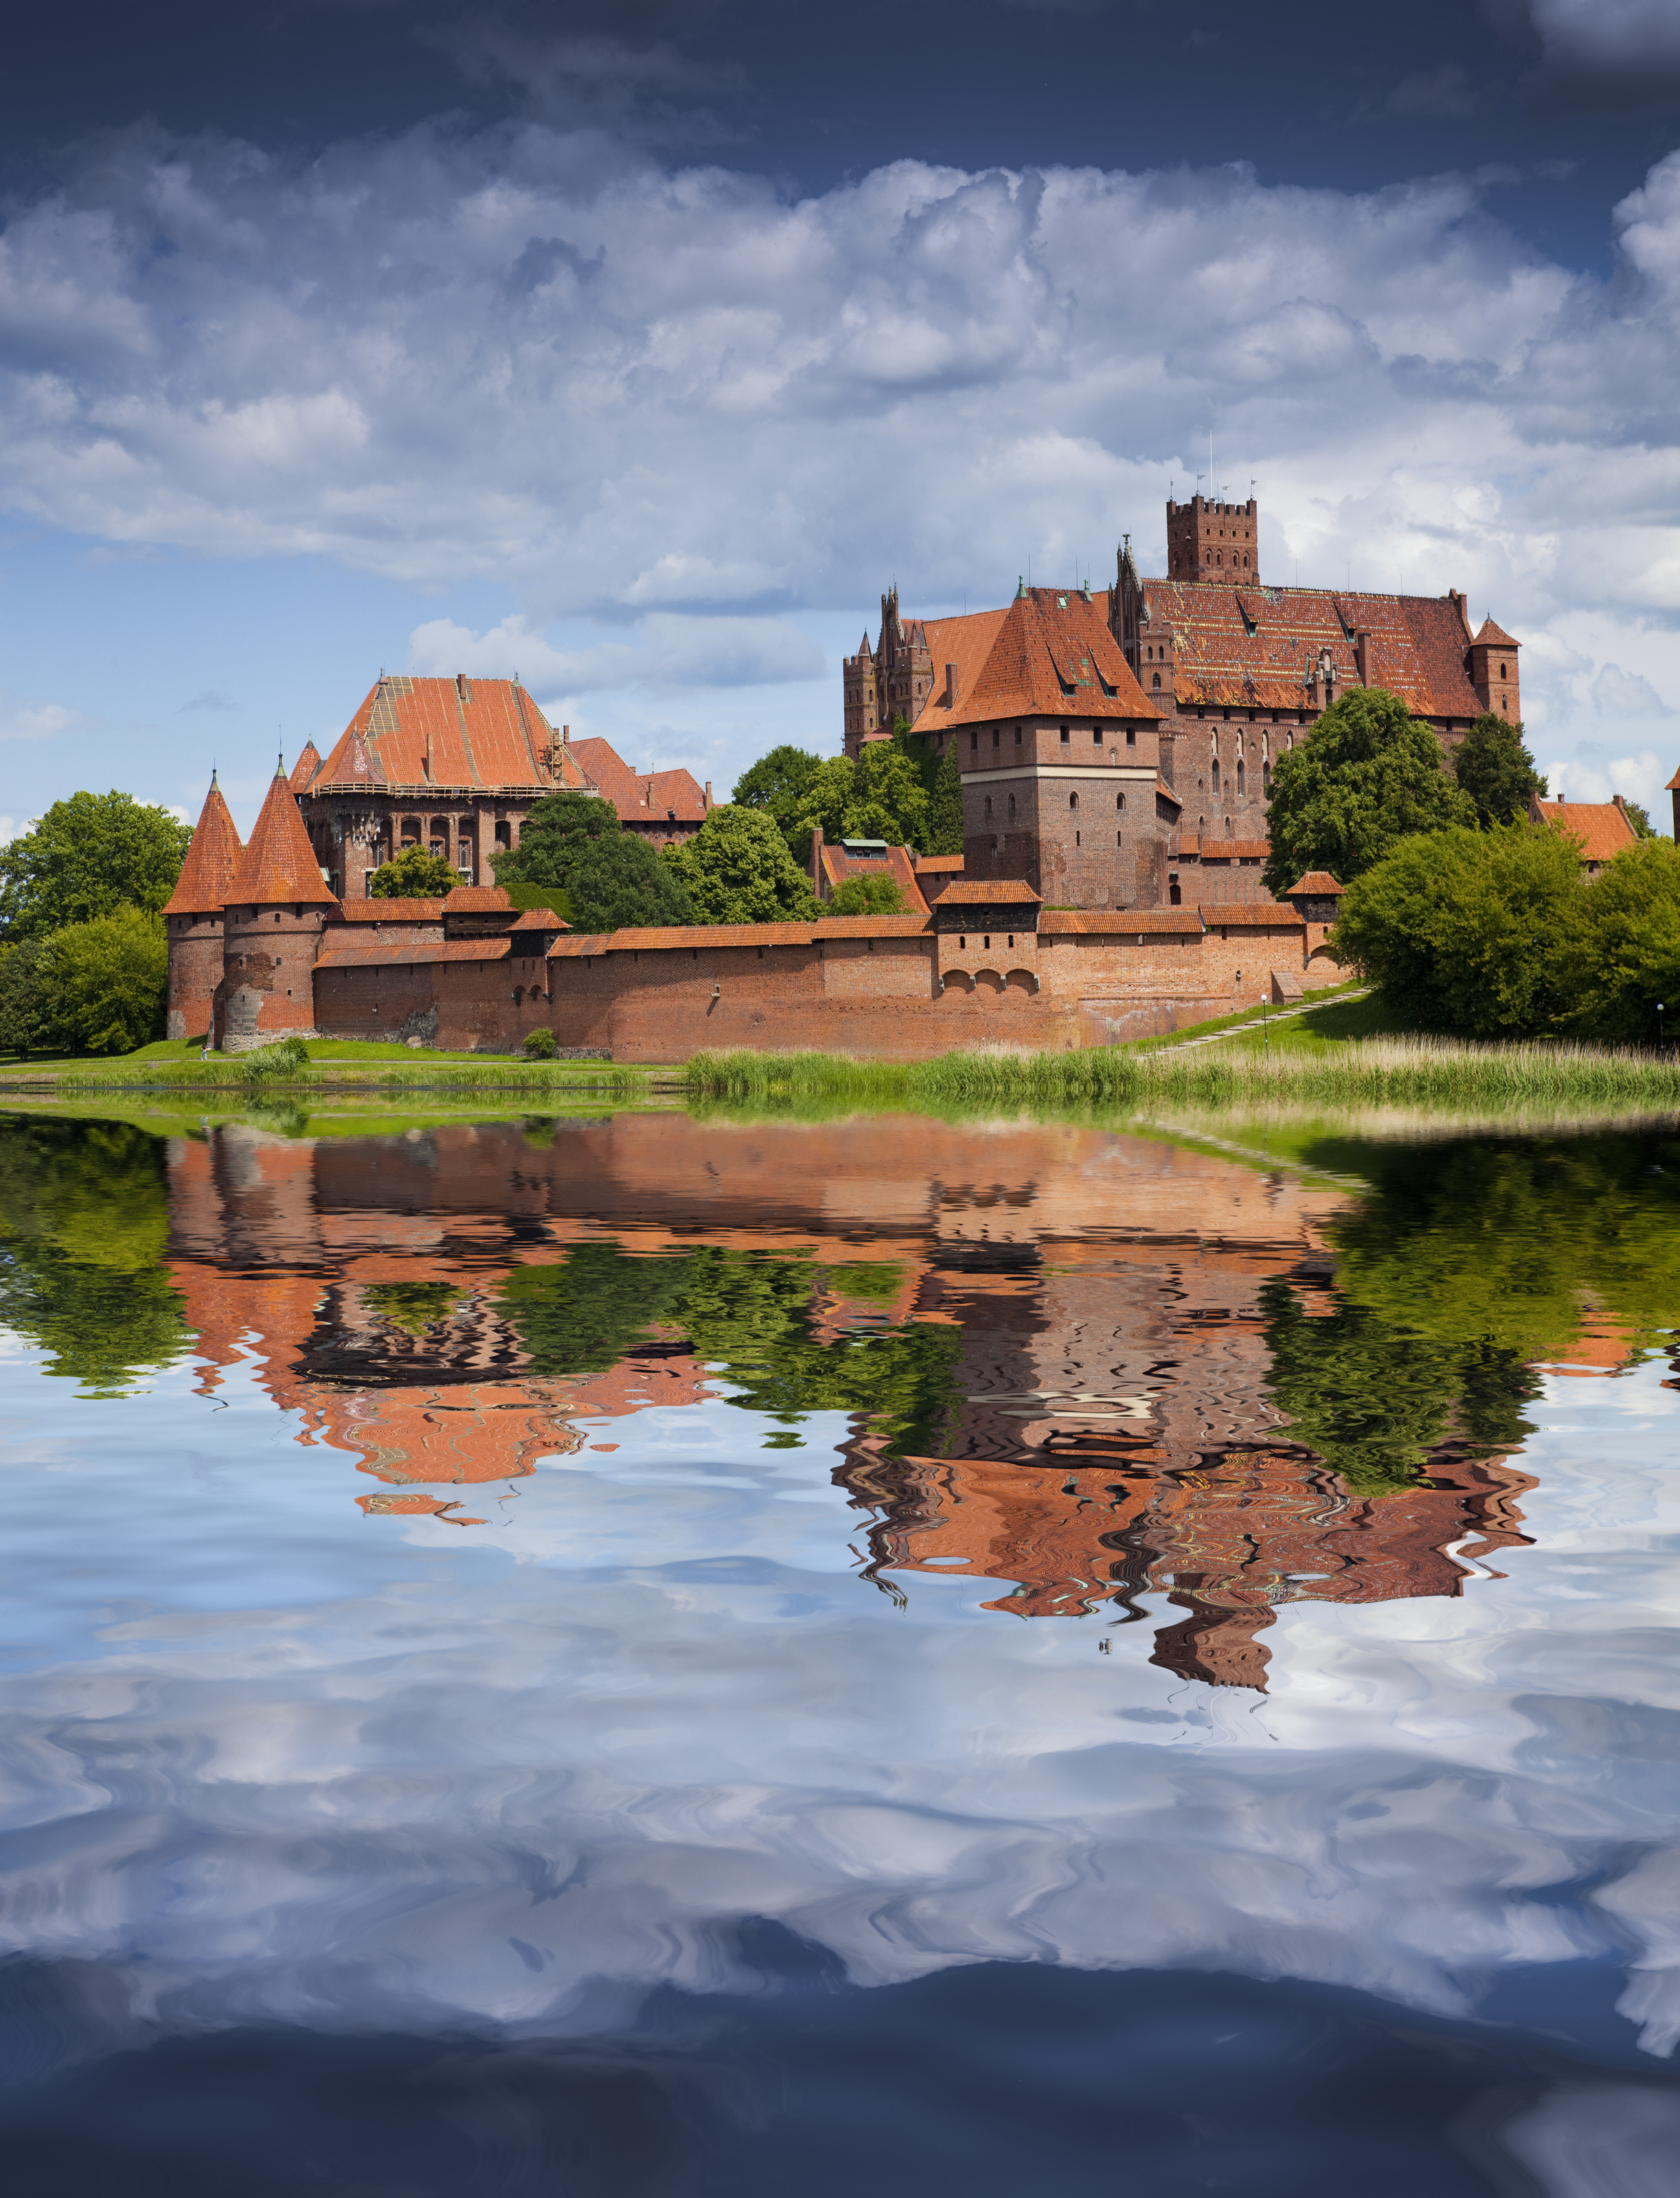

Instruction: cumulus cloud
[1593,662,1675,717]
[1503,0,1680,105]
[0,694,84,740]
[407,610,825,695]
[0,120,1677,760]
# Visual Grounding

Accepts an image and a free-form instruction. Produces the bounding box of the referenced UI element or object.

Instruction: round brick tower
[162,773,244,1043]
[213,767,341,1052]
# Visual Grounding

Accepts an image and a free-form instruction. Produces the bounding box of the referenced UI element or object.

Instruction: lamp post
[1659,1001,1666,1055]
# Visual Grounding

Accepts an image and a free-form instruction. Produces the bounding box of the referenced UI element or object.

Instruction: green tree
[491,791,624,893]
[926,742,964,857]
[1624,800,1657,839]
[0,939,46,1058]
[787,743,932,861]
[732,745,824,832]
[1262,687,1476,896]
[827,872,907,915]
[0,1117,195,1394]
[1563,835,1680,1045]
[1451,711,1547,828]
[1331,822,1585,1037]
[367,845,459,898]
[567,833,693,932]
[35,907,169,1054]
[0,791,194,940]
[663,805,819,924]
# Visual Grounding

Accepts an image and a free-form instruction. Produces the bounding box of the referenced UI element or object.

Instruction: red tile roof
[315,938,512,968]
[163,775,245,916]
[1194,839,1271,861]
[510,907,567,931]
[912,588,1160,732]
[307,676,573,793]
[1534,799,1639,863]
[1156,778,1183,808]
[287,743,322,793]
[547,915,937,958]
[924,877,1043,905]
[316,730,384,789]
[1199,903,1304,929]
[1039,909,1203,935]
[567,737,708,825]
[913,852,966,874]
[226,773,340,909]
[1473,617,1519,648]
[1286,872,1346,896]
[328,898,447,924]
[1130,579,1486,719]
[444,884,514,913]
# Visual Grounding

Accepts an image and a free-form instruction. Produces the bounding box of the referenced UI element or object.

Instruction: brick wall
[165,914,225,1042]
[214,906,333,1050]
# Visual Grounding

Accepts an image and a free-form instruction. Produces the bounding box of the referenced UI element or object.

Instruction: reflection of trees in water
[0,1118,194,1395]
[497,1242,965,1458]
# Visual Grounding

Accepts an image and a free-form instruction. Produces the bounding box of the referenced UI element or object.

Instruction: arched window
[1211,758,1221,795]
[1116,791,1126,810]
[1069,791,1078,811]
[1236,760,1245,795]
[1116,829,1123,846]
[984,795,992,818]
[1225,816,1233,837]
[1008,792,1016,816]
[1152,672,1161,689]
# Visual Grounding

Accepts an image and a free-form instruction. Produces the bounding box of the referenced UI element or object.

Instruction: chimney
[1354,629,1374,688]
[704,781,712,809]
[944,661,957,707]
[562,723,569,743]
[810,822,826,899]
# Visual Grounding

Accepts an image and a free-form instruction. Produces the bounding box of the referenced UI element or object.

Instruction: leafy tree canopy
[1451,711,1547,827]
[567,832,693,932]
[367,845,459,898]
[731,745,824,828]
[1332,822,1585,1038]
[926,742,964,857]
[1624,800,1657,839]
[0,791,194,940]
[663,804,819,924]
[1262,687,1476,896]
[827,871,906,915]
[491,791,624,892]
[1563,835,1680,1045]
[786,743,932,862]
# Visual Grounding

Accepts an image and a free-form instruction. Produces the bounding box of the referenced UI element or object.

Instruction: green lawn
[1125,980,1370,1054]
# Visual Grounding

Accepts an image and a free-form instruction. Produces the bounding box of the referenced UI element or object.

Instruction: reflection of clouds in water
[0,1359,1679,2100]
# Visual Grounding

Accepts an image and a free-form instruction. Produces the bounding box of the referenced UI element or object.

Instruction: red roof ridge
[226,773,339,909]
[1473,617,1519,648]
[163,775,245,916]
[444,883,514,912]
[1286,871,1345,895]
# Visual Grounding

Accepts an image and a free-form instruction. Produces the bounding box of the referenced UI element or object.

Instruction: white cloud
[1543,749,1668,806]
[0,816,16,845]
[179,687,237,713]
[0,121,1677,775]
[1593,662,1675,717]
[0,694,84,741]
[1523,0,1680,77]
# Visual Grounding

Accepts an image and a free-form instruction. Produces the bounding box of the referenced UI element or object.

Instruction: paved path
[1153,989,1369,1054]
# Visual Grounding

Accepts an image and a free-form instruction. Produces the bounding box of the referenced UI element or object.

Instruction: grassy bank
[0,1033,661,1097]
[688,1025,1680,1115]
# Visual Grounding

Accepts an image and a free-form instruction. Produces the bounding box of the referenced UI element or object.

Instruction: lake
[1,1100,1679,2195]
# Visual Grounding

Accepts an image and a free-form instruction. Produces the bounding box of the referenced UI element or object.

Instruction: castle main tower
[162,773,244,1043]
[1166,495,1259,583]
[213,768,341,1052]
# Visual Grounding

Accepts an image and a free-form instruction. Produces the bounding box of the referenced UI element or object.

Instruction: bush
[1332,823,1585,1037]
[367,846,459,898]
[240,1035,311,1076]
[1565,836,1680,1045]
[827,872,907,915]
[523,1028,558,1058]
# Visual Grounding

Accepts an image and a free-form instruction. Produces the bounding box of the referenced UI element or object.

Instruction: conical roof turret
[226,770,340,909]
[163,773,245,916]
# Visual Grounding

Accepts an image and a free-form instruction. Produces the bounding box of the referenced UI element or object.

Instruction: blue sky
[1,0,1679,840]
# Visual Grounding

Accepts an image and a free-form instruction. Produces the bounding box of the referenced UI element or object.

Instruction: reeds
[686,1036,1680,1116]
[37,1054,651,1097]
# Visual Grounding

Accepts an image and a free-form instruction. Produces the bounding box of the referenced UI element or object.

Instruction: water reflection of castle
[165,1114,1571,1688]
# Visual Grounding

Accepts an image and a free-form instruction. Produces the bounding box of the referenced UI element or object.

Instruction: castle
[163,498,1530,1058]
[844,492,1522,907]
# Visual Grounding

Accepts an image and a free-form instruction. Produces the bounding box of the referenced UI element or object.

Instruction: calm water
[2,1102,1680,2195]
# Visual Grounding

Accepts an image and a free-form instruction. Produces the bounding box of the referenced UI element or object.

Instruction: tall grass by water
[687,1035,1680,1115]
[21,1036,652,1098]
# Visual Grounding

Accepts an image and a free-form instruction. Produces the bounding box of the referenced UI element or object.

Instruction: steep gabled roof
[163,775,245,916]
[316,731,384,789]
[1473,617,1519,649]
[1533,798,1639,863]
[287,743,321,793]
[568,736,708,825]
[817,840,929,916]
[226,773,340,909]
[1133,580,1486,719]
[912,590,1159,731]
[308,676,578,793]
